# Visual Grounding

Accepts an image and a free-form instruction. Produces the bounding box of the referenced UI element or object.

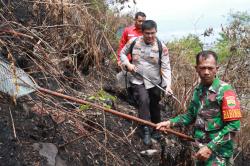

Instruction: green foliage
[103,103,112,109]
[97,89,116,102]
[79,104,91,111]
[88,95,96,100]
[87,89,116,108]
[167,34,203,64]
[214,32,231,62]
[89,0,108,11]
[109,53,118,63]
[214,11,250,63]
[228,11,250,25]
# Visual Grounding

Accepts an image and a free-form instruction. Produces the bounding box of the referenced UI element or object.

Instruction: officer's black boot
[142,126,152,145]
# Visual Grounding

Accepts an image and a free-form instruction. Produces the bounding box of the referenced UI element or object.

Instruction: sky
[120,0,250,45]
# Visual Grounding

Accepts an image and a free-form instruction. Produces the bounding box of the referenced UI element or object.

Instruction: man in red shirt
[117,12,146,65]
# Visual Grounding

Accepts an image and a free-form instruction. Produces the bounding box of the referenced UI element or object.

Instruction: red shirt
[117,25,142,62]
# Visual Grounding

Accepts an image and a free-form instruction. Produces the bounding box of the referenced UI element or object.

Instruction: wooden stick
[38,87,195,142]
[9,107,17,139]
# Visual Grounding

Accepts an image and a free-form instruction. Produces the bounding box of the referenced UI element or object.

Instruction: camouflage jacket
[170,78,241,158]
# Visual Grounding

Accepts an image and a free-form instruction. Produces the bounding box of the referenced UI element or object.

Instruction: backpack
[124,38,163,105]
[128,37,163,84]
[128,37,163,66]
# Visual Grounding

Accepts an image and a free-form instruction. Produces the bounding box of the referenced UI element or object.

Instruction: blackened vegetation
[0,0,249,166]
[160,137,193,166]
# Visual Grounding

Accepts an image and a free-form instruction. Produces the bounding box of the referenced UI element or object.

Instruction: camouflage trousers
[195,154,233,166]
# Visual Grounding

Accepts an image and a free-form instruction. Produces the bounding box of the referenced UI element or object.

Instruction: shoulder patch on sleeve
[222,90,241,121]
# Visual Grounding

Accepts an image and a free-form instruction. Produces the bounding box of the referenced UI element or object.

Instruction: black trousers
[131,84,161,123]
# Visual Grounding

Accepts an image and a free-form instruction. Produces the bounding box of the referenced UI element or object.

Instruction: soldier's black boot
[142,126,152,145]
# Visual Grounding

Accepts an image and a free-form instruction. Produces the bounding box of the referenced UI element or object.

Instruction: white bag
[116,70,132,89]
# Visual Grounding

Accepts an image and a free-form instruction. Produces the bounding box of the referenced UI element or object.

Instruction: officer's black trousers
[131,83,161,123]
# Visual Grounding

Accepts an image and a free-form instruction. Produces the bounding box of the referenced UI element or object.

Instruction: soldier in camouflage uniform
[156,50,241,166]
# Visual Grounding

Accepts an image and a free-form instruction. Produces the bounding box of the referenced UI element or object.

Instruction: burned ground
[0,0,250,166]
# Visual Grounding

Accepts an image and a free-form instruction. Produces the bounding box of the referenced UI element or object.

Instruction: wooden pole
[38,87,195,142]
